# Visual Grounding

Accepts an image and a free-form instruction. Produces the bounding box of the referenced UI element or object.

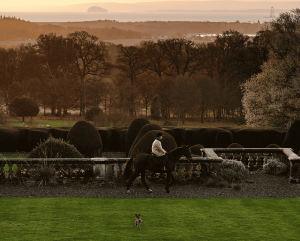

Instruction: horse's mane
[169,145,188,153]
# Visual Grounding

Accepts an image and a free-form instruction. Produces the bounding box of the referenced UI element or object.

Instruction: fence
[201,148,300,183]
[1,148,299,182]
[0,156,223,179]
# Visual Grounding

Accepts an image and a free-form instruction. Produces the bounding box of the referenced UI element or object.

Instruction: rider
[152,132,168,172]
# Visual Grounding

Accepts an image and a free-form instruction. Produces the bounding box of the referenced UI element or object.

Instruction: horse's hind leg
[166,171,171,193]
[126,171,139,193]
[141,170,152,193]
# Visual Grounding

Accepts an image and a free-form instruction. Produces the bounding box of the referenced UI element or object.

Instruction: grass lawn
[12,120,78,128]
[0,155,27,159]
[0,198,299,241]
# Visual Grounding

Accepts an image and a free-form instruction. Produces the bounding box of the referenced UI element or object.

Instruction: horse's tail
[123,157,134,180]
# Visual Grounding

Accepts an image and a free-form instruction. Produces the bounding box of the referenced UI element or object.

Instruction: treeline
[0,18,145,41]
[0,27,271,124]
[59,20,263,36]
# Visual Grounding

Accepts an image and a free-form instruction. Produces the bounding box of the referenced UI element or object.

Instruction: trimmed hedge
[232,129,286,148]
[49,128,70,141]
[184,128,203,147]
[67,120,103,157]
[17,127,30,152]
[189,144,205,156]
[129,130,177,158]
[129,123,162,157]
[215,131,233,148]
[173,128,186,147]
[194,128,231,148]
[28,128,50,151]
[227,143,244,148]
[0,127,20,152]
[28,135,83,158]
[97,127,113,152]
[282,120,300,154]
[162,128,175,139]
[125,118,150,157]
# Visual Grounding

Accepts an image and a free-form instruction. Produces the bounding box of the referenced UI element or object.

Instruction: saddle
[150,153,168,171]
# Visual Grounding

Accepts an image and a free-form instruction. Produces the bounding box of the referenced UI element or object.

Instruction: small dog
[135,214,143,231]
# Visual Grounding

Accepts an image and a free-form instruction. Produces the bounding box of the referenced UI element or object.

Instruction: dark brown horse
[124,145,192,193]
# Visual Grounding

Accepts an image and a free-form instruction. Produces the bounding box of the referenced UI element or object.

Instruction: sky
[1,0,293,7]
[1,0,298,12]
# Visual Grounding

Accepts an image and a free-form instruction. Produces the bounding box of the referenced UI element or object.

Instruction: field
[4,113,251,129]
[0,198,299,240]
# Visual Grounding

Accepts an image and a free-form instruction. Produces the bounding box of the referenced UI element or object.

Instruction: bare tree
[67,31,111,115]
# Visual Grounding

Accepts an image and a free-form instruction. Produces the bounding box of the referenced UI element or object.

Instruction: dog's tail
[123,157,134,180]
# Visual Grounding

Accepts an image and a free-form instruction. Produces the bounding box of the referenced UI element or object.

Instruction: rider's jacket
[152,139,167,157]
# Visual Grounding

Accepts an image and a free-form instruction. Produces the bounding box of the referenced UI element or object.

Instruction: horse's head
[181,145,193,162]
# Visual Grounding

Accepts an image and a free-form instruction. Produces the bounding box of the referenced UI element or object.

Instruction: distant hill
[87,6,108,13]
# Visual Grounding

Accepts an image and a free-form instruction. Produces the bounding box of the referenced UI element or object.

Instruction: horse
[123,145,193,193]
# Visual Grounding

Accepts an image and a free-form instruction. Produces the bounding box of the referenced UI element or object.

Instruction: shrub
[28,135,83,158]
[282,120,300,154]
[227,143,244,148]
[217,159,249,183]
[9,96,39,122]
[125,118,150,157]
[216,131,233,148]
[129,123,162,157]
[129,130,177,158]
[190,144,205,156]
[26,165,58,187]
[0,127,20,152]
[150,95,161,120]
[27,128,51,151]
[266,144,281,148]
[263,158,288,175]
[85,107,103,121]
[67,120,103,157]
[194,128,231,148]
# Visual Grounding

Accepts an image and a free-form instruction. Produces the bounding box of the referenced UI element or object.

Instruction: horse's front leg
[126,171,139,194]
[141,170,152,193]
[166,171,171,193]
[168,172,174,188]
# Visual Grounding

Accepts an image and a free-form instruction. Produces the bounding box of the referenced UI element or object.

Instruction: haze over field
[1,1,300,12]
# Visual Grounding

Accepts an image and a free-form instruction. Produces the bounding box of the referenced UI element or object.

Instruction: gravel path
[1,171,299,198]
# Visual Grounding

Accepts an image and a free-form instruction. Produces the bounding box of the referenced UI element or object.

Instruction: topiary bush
[85,107,103,121]
[263,158,288,175]
[125,118,150,157]
[9,96,39,122]
[266,144,281,148]
[282,120,300,154]
[129,130,177,158]
[0,127,20,152]
[189,144,205,156]
[150,95,161,120]
[216,131,233,148]
[67,120,103,157]
[28,135,83,158]
[217,159,249,183]
[129,123,162,157]
[227,143,244,148]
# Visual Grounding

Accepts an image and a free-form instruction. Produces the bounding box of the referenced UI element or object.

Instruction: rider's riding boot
[160,159,166,172]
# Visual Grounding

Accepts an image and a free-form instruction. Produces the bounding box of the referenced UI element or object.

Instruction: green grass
[0,198,299,240]
[12,120,77,128]
[0,155,27,159]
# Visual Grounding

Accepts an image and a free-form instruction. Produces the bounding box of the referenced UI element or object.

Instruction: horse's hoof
[126,190,130,194]
[148,189,152,193]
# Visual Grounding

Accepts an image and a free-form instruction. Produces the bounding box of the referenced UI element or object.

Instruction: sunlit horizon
[1,0,299,13]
